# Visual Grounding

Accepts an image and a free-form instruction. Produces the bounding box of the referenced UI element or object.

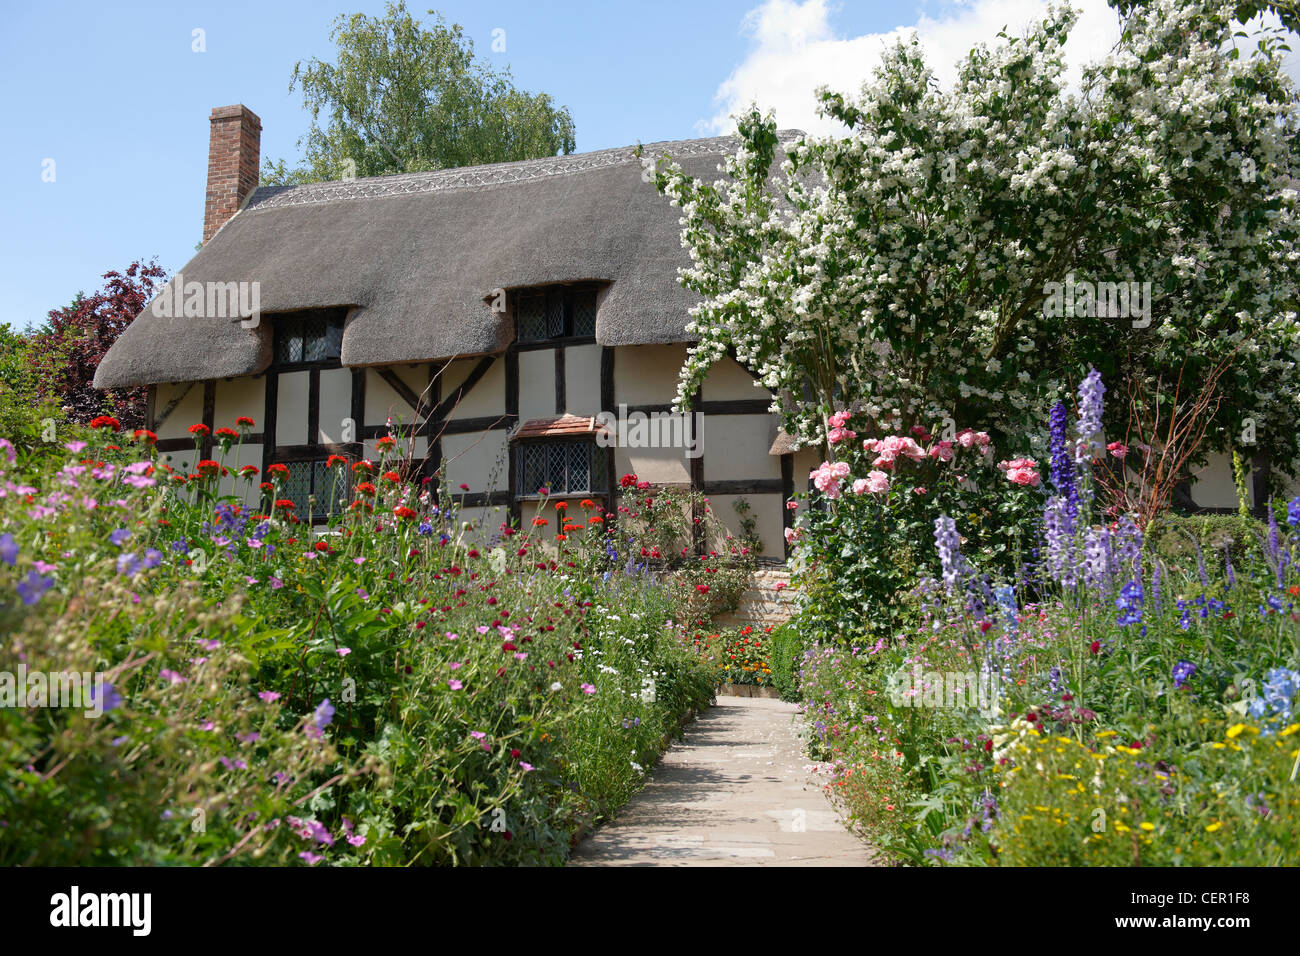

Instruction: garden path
[569,696,879,866]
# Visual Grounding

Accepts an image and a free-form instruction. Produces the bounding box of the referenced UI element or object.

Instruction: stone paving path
[569,696,879,866]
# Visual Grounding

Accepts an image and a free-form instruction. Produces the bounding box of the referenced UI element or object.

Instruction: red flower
[274,499,295,511]
[1089,640,1101,655]
[352,459,375,474]
[588,515,603,525]
[376,436,396,449]
[532,517,548,527]
[382,470,401,483]
[239,465,259,476]
[510,749,521,759]
[314,541,331,552]
[259,481,274,492]
[326,454,350,469]
[89,415,121,431]
[266,463,289,479]
[235,416,255,428]
[580,499,596,509]
[555,501,567,511]
[393,506,418,520]
[196,459,221,477]
[696,584,709,594]
[356,482,376,497]
[187,423,210,437]
[215,427,240,440]
[620,473,638,488]
[459,483,470,491]
[132,428,158,444]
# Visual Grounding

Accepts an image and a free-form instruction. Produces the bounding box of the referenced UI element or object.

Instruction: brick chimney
[203,104,261,244]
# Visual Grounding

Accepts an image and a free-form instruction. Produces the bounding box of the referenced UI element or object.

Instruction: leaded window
[516,286,600,343]
[514,441,608,498]
[273,310,346,366]
[275,459,351,520]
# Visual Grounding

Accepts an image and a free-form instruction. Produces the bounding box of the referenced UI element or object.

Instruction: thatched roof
[95,131,802,389]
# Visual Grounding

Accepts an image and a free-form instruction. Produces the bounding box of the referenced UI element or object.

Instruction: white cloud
[702,0,1297,136]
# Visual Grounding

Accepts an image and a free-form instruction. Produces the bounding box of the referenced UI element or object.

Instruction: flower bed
[785,371,1300,866]
[0,427,715,865]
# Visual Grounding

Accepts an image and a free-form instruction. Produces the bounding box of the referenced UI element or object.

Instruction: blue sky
[4,0,1290,332]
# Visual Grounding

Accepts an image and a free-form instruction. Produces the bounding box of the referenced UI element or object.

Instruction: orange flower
[532,517,549,527]
[580,499,595,510]
[555,501,567,511]
[588,515,603,525]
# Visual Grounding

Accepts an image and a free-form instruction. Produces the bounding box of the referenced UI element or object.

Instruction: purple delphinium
[1288,496,1300,528]
[1223,542,1236,589]
[1076,367,1105,460]
[1172,661,1196,690]
[1150,561,1164,616]
[1116,516,1143,579]
[1043,496,1077,588]
[1048,402,1079,532]
[1192,537,1209,591]
[1266,502,1281,561]
[1082,527,1114,593]
[934,515,972,592]
[0,532,17,567]
[1116,579,1144,628]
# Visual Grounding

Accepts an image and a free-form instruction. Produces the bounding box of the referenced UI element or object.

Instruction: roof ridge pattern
[245,131,804,211]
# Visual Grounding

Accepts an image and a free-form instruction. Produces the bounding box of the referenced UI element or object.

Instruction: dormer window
[272,309,347,367]
[515,285,599,343]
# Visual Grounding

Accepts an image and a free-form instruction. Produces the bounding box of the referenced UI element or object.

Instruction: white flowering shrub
[647,0,1300,482]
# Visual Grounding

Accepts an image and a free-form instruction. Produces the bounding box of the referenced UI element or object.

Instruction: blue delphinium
[1172,660,1195,690]
[1288,496,1300,528]
[1245,667,1300,734]
[1048,402,1079,531]
[1115,579,1144,629]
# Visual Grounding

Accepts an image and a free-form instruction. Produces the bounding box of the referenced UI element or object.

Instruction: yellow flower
[1226,723,1246,738]
[1205,821,1223,832]
[1139,822,1155,832]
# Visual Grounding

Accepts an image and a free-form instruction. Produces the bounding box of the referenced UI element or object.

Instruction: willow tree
[263,2,577,184]
[648,0,1300,486]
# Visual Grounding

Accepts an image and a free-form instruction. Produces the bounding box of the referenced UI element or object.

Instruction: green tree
[264,2,577,185]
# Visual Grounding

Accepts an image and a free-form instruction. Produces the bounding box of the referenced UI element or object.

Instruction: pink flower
[852,478,870,495]
[1107,441,1128,460]
[258,691,281,702]
[928,440,955,462]
[828,410,852,428]
[580,683,596,695]
[519,762,534,772]
[828,426,857,444]
[1005,466,1041,487]
[336,648,351,657]
[810,462,844,499]
[864,470,890,493]
[784,527,800,545]
[997,457,1038,472]
[774,581,788,590]
[448,679,463,690]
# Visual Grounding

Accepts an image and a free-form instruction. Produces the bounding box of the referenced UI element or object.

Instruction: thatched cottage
[94,105,1278,563]
[94,105,814,561]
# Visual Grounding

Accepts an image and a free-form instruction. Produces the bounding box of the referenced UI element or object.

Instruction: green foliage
[1147,512,1268,567]
[0,427,713,865]
[264,2,576,184]
[767,622,805,702]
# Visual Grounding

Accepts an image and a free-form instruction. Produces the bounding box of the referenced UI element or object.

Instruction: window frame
[269,308,348,371]
[267,455,353,524]
[511,436,610,502]
[512,284,601,347]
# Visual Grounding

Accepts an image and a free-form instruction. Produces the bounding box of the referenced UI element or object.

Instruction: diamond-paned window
[515,285,601,343]
[273,459,351,520]
[514,441,607,498]
[273,310,347,366]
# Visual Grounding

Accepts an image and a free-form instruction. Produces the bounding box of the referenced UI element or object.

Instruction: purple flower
[0,437,14,463]
[1048,402,1079,533]
[308,820,335,846]
[16,570,54,606]
[159,669,187,685]
[1288,496,1300,528]
[309,698,334,737]
[1172,661,1196,689]
[356,587,369,600]
[109,528,131,546]
[258,690,281,703]
[143,548,163,569]
[269,576,284,590]
[116,552,142,577]
[1076,367,1105,458]
[298,851,323,866]
[933,515,972,592]
[92,682,123,713]
[0,533,17,566]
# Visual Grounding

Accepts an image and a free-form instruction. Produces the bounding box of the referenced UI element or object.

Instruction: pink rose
[928,440,955,462]
[852,478,869,495]
[1107,442,1128,460]
[829,410,852,429]
[1005,467,1040,487]
[864,470,890,493]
